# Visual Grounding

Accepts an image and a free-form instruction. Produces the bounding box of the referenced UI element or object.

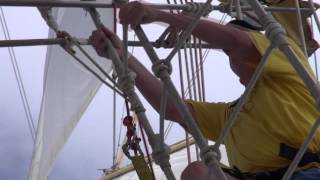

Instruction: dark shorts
[291,168,320,180]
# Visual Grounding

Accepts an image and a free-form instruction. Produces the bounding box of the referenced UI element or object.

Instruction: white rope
[165,0,213,62]
[112,74,117,167]
[308,0,320,32]
[282,118,320,180]
[159,83,168,144]
[213,45,275,149]
[294,0,308,57]
[311,18,319,80]
[135,25,227,180]
[235,0,243,20]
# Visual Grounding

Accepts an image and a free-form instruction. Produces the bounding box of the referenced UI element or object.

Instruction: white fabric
[29,1,114,179]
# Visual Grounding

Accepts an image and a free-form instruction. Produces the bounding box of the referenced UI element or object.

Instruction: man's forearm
[127,55,182,123]
[154,10,249,53]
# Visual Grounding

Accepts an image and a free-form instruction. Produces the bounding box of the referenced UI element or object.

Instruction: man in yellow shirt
[90,2,320,179]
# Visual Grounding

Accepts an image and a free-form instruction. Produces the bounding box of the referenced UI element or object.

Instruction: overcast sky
[0,0,319,180]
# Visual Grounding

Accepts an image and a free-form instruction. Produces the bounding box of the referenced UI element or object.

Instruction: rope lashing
[38,7,60,32]
[151,60,173,78]
[155,2,210,49]
[118,71,136,95]
[56,31,76,54]
[200,145,221,164]
[184,2,212,17]
[262,14,288,47]
[217,2,233,14]
[118,71,147,114]
[149,134,172,170]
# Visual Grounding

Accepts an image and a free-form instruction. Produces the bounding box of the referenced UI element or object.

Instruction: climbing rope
[134,24,227,179]
[294,0,308,56]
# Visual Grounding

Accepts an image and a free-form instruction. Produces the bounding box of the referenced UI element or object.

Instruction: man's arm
[89,26,192,128]
[119,1,260,63]
[128,55,194,129]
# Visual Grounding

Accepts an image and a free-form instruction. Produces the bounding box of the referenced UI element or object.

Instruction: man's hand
[89,25,123,59]
[119,1,160,28]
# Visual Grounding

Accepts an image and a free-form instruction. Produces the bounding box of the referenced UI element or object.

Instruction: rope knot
[150,135,171,167]
[200,146,221,165]
[152,60,172,78]
[56,31,76,54]
[118,70,136,93]
[262,14,287,47]
[184,3,211,17]
[217,3,228,13]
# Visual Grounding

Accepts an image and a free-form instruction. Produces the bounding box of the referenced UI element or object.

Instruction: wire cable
[0,7,36,142]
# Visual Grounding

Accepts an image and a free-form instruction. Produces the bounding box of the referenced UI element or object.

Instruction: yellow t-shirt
[188,31,320,173]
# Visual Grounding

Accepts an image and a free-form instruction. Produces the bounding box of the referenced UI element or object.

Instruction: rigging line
[185,0,200,162]
[183,55,207,98]
[178,44,191,163]
[193,36,202,101]
[164,122,174,139]
[229,0,234,15]
[115,101,126,161]
[159,83,168,144]
[183,49,209,98]
[311,18,319,80]
[137,117,156,180]
[69,40,125,98]
[187,41,198,101]
[112,74,117,167]
[181,0,194,164]
[294,0,308,57]
[39,8,124,96]
[71,39,119,87]
[130,34,136,55]
[62,45,126,98]
[199,38,206,101]
[314,52,319,81]
[0,8,36,141]
[183,8,228,98]
[186,0,202,101]
[235,0,243,20]
[183,44,194,99]
[220,13,228,24]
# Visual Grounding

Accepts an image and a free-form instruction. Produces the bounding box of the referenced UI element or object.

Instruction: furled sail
[29,1,115,179]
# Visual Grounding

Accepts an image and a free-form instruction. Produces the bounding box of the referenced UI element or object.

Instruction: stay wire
[62,44,125,98]
[137,116,156,180]
[311,18,319,80]
[115,101,126,162]
[71,39,119,87]
[0,8,36,142]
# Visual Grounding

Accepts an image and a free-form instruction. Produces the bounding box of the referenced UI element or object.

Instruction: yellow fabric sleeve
[186,100,229,141]
[247,31,314,81]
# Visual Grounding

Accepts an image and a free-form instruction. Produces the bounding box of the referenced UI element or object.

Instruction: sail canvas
[29,1,115,179]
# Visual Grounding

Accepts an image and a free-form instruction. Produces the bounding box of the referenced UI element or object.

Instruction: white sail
[29,1,114,179]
